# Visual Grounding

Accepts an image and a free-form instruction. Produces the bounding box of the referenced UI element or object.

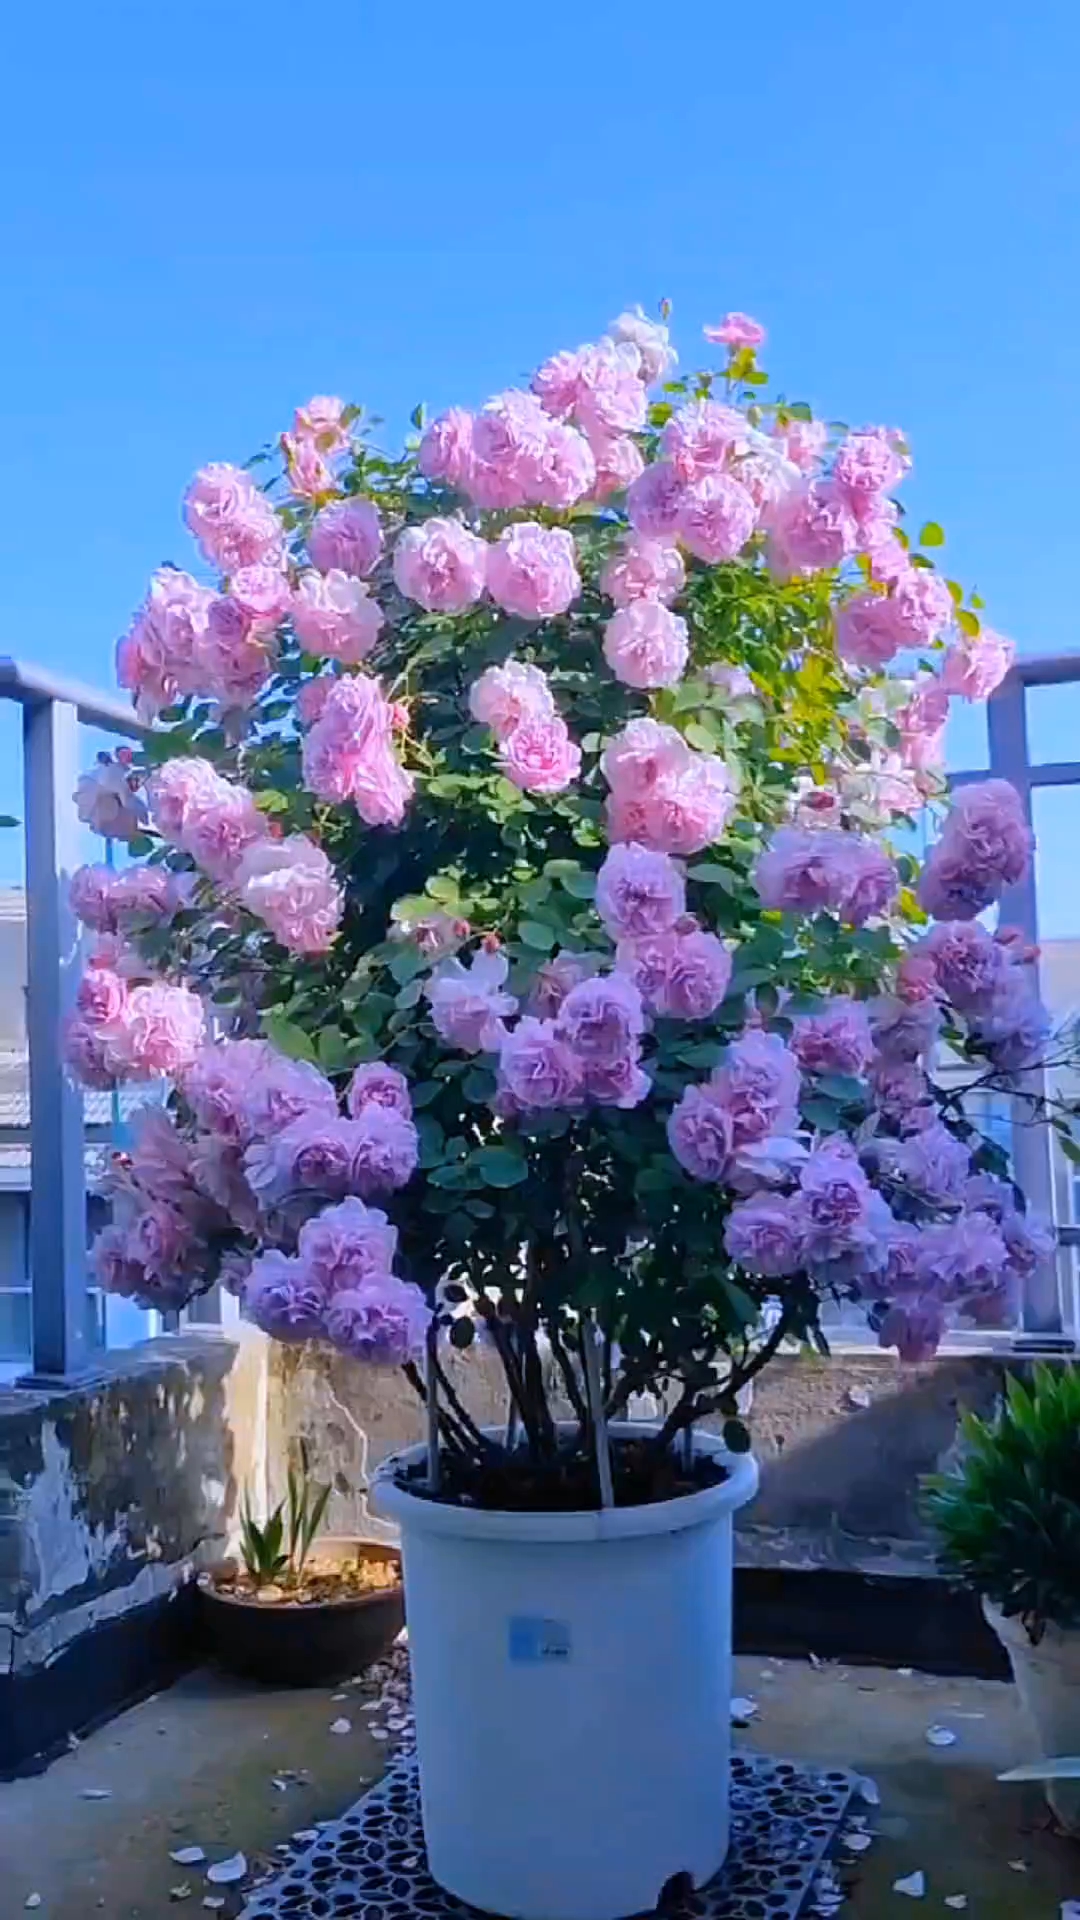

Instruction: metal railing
[3,652,1080,1384]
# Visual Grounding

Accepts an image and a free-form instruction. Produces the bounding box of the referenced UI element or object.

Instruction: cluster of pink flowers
[245,1199,430,1362]
[65,951,206,1087]
[597,526,691,692]
[69,861,185,934]
[291,570,383,663]
[468,659,580,795]
[919,779,1033,922]
[281,395,352,499]
[301,672,413,827]
[74,755,146,841]
[602,720,736,856]
[496,971,649,1114]
[754,825,897,925]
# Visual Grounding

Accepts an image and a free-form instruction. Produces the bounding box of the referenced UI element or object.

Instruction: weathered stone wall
[0,1329,263,1678]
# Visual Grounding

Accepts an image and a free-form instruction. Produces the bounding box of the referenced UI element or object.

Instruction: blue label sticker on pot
[508,1616,571,1663]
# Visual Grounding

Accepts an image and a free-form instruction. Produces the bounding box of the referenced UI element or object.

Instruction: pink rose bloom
[308,498,383,578]
[893,1120,971,1203]
[606,307,677,385]
[292,394,350,455]
[108,980,206,1079]
[676,474,757,563]
[301,674,413,826]
[347,1106,419,1196]
[111,865,181,926]
[469,660,555,738]
[146,755,225,843]
[392,517,488,614]
[282,433,336,499]
[235,834,343,953]
[940,627,1014,702]
[791,1138,882,1274]
[116,567,214,720]
[668,1084,735,1182]
[601,536,685,609]
[298,1194,399,1291]
[918,779,1032,921]
[603,600,689,689]
[915,921,1010,1012]
[569,339,648,440]
[870,992,943,1064]
[531,347,588,420]
[725,1192,803,1277]
[766,479,857,577]
[245,1251,328,1342]
[74,760,146,842]
[64,1016,117,1088]
[297,674,336,726]
[869,1058,935,1131]
[499,714,581,794]
[496,1016,584,1113]
[180,776,269,886]
[70,864,120,932]
[661,401,747,483]
[889,568,955,645]
[626,460,685,539]
[596,842,686,940]
[243,1049,339,1143]
[528,950,600,1019]
[832,428,906,508]
[183,1038,277,1142]
[347,1062,412,1119]
[704,312,766,349]
[195,595,276,709]
[486,523,581,620]
[877,1298,946,1363]
[754,827,896,925]
[624,928,732,1020]
[533,421,597,509]
[1001,1210,1056,1283]
[792,999,874,1077]
[426,948,518,1053]
[859,507,909,587]
[709,1029,802,1147]
[602,718,690,797]
[183,463,282,572]
[418,407,475,488]
[244,1115,356,1204]
[772,417,828,473]
[555,973,644,1066]
[292,570,384,663]
[970,973,1050,1072]
[836,592,907,670]
[914,1213,1008,1307]
[640,756,737,857]
[589,433,646,499]
[76,965,128,1025]
[324,1274,431,1366]
[466,389,552,508]
[228,564,291,627]
[127,1200,195,1279]
[582,1050,650,1109]
[92,1223,152,1299]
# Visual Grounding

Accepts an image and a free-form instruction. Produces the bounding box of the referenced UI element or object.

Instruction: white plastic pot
[372,1425,758,1920]
[985,1599,1080,1833]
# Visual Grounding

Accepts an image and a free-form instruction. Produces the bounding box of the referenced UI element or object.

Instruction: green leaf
[519,919,556,951]
[463,1067,496,1103]
[264,1013,317,1064]
[918,521,945,548]
[956,607,981,638]
[317,1026,352,1072]
[473,1144,529,1188]
[687,863,739,890]
[0,815,18,829]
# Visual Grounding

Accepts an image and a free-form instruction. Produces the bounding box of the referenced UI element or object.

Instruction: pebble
[329,1717,352,1736]
[169,1848,207,1867]
[892,1869,926,1898]
[925,1725,957,1748]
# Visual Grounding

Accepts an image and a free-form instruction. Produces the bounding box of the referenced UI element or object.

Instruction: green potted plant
[64,300,1078,1919]
[924,1364,1080,1832]
[199,1444,403,1686]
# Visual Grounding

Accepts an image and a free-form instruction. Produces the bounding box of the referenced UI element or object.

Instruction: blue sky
[2,1,1080,920]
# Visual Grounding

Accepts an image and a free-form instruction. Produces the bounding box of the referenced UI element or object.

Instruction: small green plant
[923,1364,1080,1642]
[239,1442,333,1590]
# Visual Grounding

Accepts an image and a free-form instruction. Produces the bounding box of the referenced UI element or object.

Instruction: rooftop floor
[2,1651,1078,1917]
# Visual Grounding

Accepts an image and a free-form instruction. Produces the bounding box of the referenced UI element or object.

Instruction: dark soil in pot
[398,1434,730,1512]
[197,1539,404,1686]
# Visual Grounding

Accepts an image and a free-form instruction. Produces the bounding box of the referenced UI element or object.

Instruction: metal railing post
[21,696,95,1382]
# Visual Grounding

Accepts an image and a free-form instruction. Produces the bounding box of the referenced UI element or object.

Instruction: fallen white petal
[926,1725,957,1748]
[206,1853,247,1886]
[271,1777,289,1793]
[944,1899,968,1912]
[730,1696,759,1721]
[1008,1860,1029,1872]
[842,1829,874,1852]
[80,1788,112,1800]
[855,1773,881,1805]
[169,1848,206,1867]
[370,1727,389,1740]
[897,1667,914,1678]
[329,1718,352,1736]
[893,1870,926,1897]
[292,1829,319,1845]
[846,1386,872,1410]
[169,1887,192,1903]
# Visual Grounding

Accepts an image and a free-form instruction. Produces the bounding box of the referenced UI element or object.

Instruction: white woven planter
[372,1426,758,1920]
[985,1598,1080,1833]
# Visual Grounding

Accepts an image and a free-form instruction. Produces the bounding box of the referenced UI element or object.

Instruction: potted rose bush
[66,303,1073,1920]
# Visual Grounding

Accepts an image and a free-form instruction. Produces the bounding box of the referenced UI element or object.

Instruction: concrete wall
[0,1329,263,1681]
[263,1339,1013,1580]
